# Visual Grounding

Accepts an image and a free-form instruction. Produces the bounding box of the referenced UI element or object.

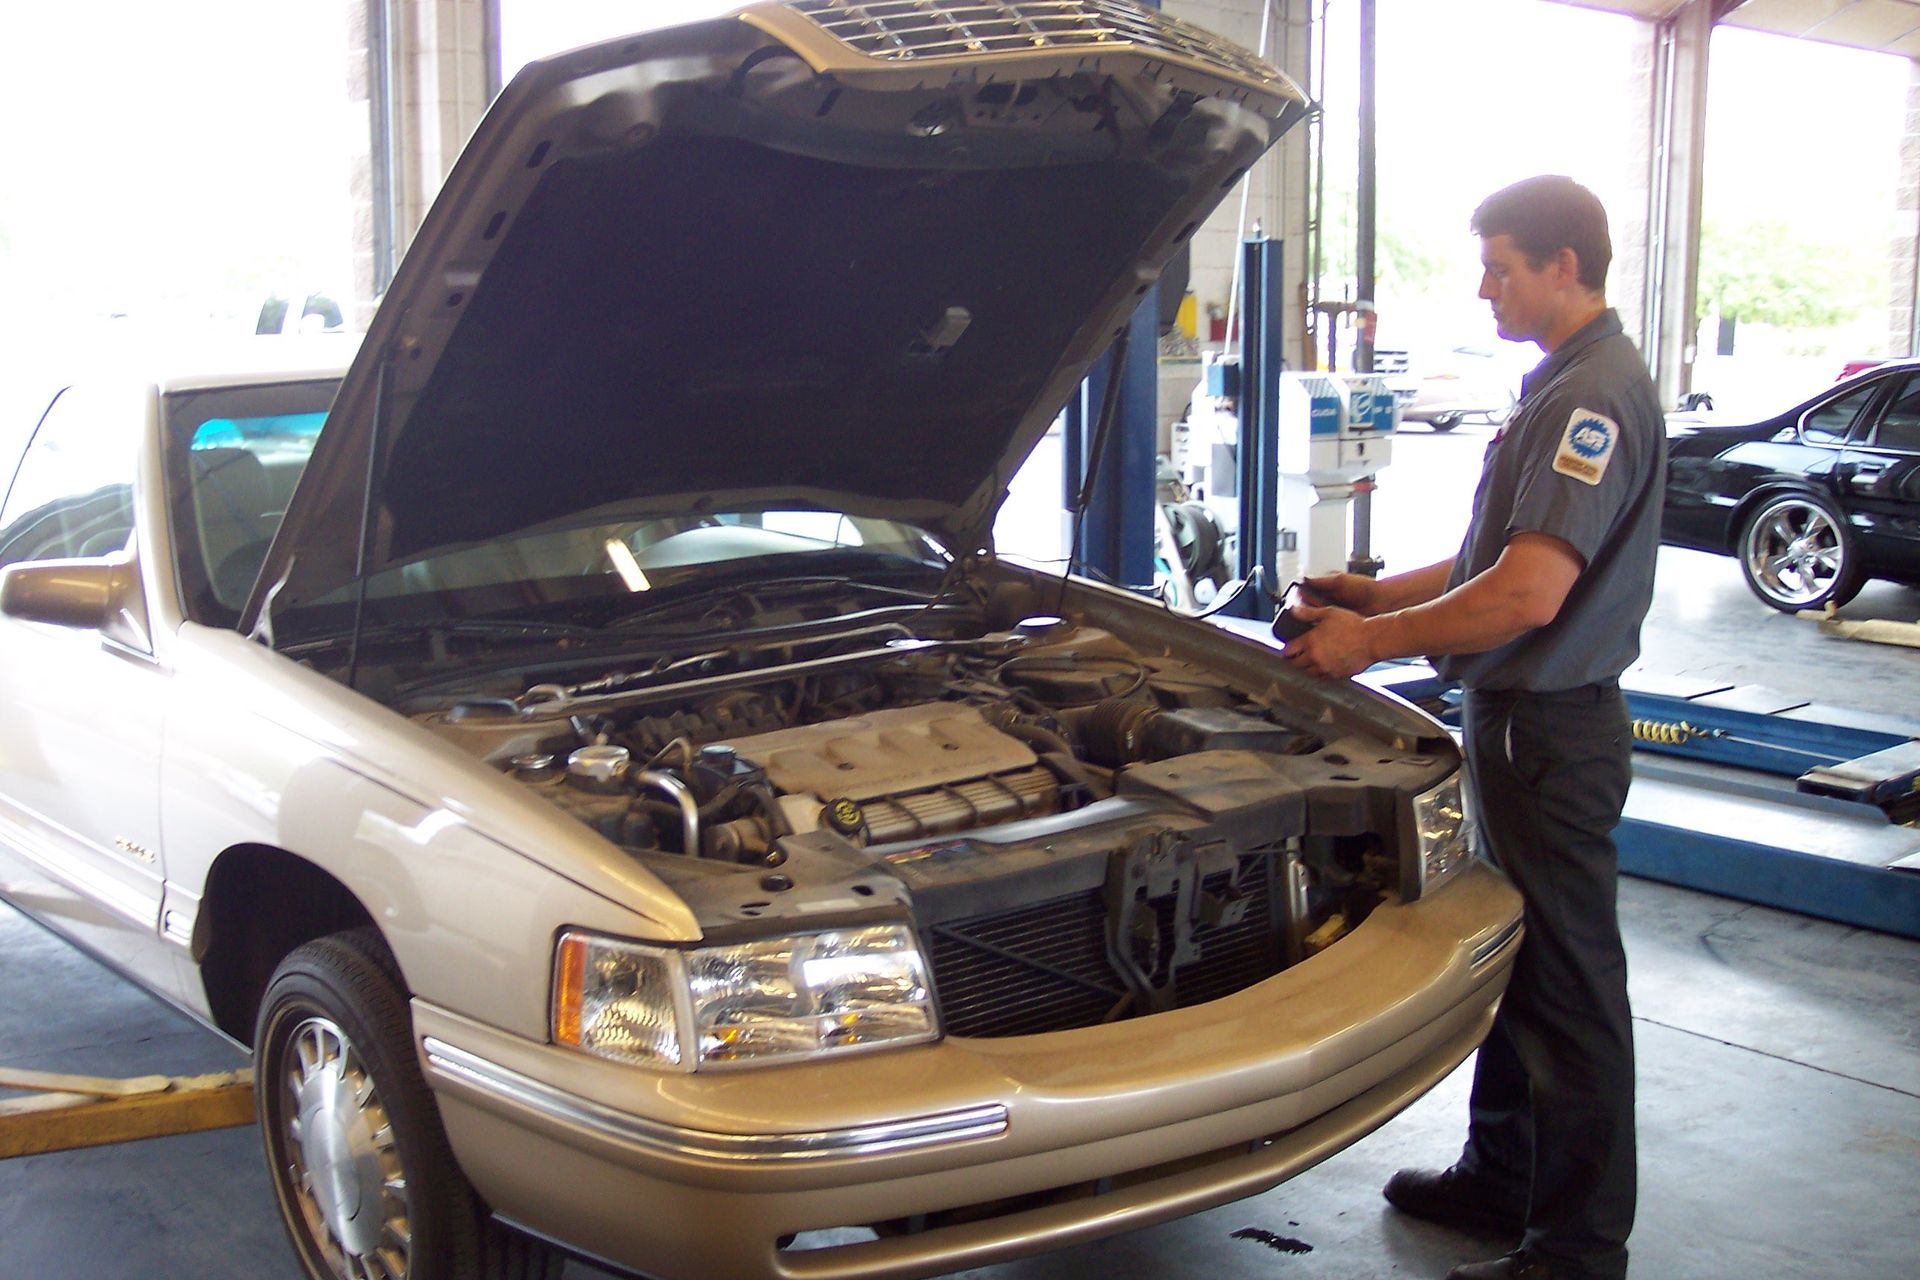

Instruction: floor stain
[1231,1226,1313,1255]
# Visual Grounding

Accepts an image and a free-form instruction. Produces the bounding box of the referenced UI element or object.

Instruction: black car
[1662,360,1920,610]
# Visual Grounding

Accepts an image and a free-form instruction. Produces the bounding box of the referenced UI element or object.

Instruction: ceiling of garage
[1562,0,1920,57]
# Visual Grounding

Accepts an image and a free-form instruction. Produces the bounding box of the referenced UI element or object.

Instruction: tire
[1166,502,1223,578]
[254,929,563,1280]
[1429,413,1462,433]
[1736,492,1864,612]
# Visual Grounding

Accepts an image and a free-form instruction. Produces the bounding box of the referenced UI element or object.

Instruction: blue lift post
[1356,662,1920,940]
[1233,234,1285,621]
[1061,292,1159,591]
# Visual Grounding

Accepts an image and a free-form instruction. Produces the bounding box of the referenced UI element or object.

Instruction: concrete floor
[3,420,1919,1279]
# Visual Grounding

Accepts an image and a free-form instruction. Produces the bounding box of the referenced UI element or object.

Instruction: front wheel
[1737,492,1863,612]
[255,929,561,1280]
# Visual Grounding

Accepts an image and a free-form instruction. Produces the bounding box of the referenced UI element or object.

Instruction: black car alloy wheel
[255,929,560,1280]
[1737,491,1864,612]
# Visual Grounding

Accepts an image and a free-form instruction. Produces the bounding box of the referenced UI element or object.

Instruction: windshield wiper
[387,600,970,704]
[600,573,935,634]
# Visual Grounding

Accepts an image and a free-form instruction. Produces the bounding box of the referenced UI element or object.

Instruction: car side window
[164,379,338,626]
[182,412,327,611]
[0,386,141,570]
[1869,374,1920,454]
[1799,384,1878,446]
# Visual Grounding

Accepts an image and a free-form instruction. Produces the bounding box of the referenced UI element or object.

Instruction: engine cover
[715,703,1036,801]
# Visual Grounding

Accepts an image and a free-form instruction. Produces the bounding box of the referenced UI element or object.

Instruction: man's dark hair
[1471,175,1611,292]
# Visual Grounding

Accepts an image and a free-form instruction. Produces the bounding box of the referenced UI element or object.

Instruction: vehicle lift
[1359,664,1920,940]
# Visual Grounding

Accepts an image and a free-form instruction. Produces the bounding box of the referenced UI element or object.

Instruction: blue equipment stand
[1351,658,1920,939]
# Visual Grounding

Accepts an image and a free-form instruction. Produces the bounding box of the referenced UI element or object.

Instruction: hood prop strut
[345,346,395,693]
[1060,324,1133,610]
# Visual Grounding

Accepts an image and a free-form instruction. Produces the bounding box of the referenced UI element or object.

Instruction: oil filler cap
[824,797,866,837]
[567,744,631,792]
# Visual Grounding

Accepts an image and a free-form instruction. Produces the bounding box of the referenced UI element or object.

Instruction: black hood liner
[383,134,1186,560]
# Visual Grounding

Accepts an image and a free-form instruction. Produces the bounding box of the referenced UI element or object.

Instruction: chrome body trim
[1471,915,1524,968]
[422,1038,1009,1162]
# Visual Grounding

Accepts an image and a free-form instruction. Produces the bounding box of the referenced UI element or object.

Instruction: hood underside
[246,0,1308,640]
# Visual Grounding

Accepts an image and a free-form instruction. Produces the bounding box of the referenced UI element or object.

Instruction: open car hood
[244,0,1307,640]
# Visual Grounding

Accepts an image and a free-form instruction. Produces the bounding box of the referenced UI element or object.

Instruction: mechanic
[1280,174,1664,1280]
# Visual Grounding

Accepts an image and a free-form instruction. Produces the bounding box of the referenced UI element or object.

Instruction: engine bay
[402,577,1452,1033]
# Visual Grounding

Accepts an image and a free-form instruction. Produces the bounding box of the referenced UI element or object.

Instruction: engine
[412,614,1418,1036]
[419,620,1322,863]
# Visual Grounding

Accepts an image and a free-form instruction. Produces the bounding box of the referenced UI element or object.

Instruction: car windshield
[267,510,942,649]
[165,385,941,636]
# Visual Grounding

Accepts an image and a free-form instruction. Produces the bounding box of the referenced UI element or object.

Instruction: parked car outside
[255,288,347,336]
[0,6,1521,1280]
[1663,358,1920,610]
[1377,344,1518,431]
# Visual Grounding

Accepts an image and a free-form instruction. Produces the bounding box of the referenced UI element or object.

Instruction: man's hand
[1281,534,1584,681]
[1279,604,1376,679]
[1299,572,1381,615]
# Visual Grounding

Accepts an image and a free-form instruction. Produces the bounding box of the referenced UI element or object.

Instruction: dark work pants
[1457,685,1637,1279]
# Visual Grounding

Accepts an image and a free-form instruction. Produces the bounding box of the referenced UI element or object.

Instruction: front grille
[929,856,1282,1037]
[783,0,1286,86]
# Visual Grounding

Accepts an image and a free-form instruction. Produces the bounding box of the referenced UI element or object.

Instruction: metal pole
[1355,0,1377,376]
[369,0,399,295]
[483,0,505,101]
[1350,0,1381,576]
[1909,60,1920,355]
[1238,236,1283,619]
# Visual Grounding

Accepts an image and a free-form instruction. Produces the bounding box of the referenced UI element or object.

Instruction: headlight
[1411,772,1476,897]
[553,924,938,1070]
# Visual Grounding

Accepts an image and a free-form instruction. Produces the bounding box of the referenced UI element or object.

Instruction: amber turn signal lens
[554,933,588,1045]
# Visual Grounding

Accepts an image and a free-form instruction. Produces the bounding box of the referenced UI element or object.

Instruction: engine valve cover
[716,703,1037,801]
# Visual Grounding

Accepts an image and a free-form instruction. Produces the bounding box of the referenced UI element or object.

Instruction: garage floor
[3,424,1918,1280]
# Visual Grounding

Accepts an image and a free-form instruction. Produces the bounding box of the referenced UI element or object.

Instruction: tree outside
[1696,218,1880,359]
[1691,27,1908,416]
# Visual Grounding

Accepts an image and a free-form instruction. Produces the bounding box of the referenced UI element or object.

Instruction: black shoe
[1382,1165,1526,1238]
[1445,1251,1569,1280]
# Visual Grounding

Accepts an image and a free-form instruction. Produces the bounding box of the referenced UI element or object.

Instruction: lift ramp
[1350,660,1920,940]
[1617,755,1920,937]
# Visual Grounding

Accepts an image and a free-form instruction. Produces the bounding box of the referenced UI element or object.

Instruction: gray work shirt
[1434,309,1665,691]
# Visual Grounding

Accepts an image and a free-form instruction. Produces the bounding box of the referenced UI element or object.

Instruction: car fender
[162,623,699,1039]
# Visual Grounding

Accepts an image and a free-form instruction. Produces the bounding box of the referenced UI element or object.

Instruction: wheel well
[1722,483,1823,555]
[197,845,379,1046]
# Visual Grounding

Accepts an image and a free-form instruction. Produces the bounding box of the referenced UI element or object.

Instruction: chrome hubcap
[1747,502,1842,606]
[279,1015,411,1280]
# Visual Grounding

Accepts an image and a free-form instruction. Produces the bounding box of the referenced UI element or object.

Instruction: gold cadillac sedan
[0,4,1522,1279]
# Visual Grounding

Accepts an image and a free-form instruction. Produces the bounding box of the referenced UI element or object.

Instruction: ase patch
[1553,409,1617,486]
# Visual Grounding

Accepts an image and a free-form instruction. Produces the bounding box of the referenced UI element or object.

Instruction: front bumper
[415,863,1521,1280]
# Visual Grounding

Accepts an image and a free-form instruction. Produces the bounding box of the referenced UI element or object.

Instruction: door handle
[1839,461,1887,492]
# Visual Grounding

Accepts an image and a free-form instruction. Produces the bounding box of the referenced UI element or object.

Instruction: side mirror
[0,554,141,631]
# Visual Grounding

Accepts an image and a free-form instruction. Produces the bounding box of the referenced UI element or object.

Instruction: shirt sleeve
[1504,380,1645,566]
